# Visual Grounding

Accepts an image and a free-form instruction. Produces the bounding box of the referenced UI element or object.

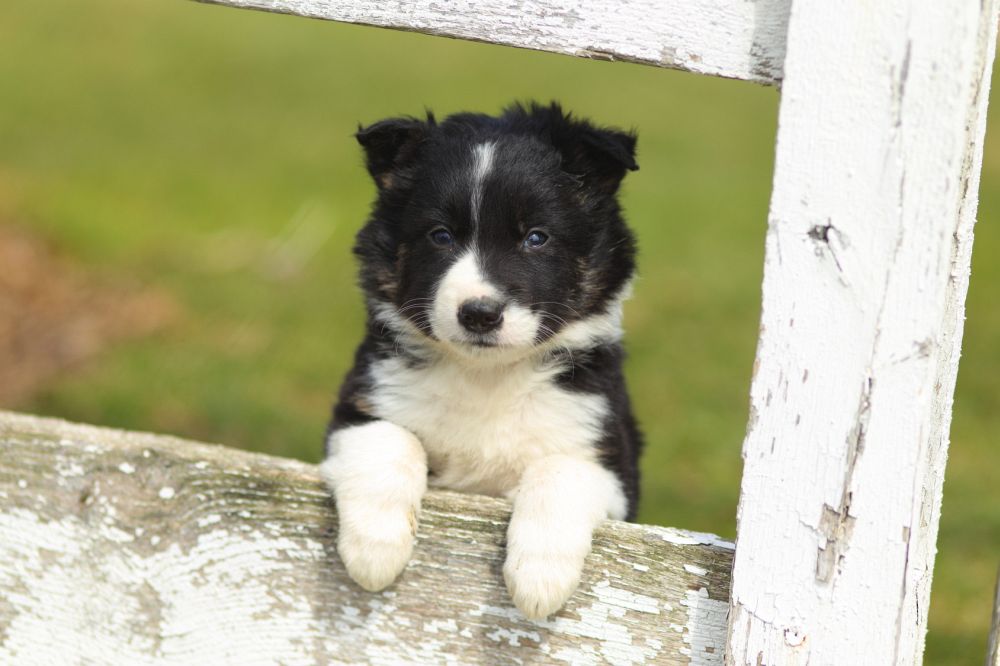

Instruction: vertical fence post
[725,0,1000,664]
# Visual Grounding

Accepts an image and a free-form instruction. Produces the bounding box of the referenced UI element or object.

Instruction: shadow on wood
[0,411,732,664]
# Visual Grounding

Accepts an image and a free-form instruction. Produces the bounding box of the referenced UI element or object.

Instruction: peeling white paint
[728,0,999,663]
[486,626,541,647]
[423,618,459,634]
[680,588,726,665]
[591,580,660,614]
[198,0,791,84]
[0,412,733,664]
[472,580,686,665]
[654,527,734,550]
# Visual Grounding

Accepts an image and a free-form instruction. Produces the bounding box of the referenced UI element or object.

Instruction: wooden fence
[0,412,732,664]
[3,0,1000,663]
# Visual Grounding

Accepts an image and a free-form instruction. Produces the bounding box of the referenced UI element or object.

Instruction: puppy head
[354,102,638,359]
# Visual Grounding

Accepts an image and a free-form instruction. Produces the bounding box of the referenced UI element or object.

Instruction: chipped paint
[654,526,735,550]
[684,564,709,576]
[728,0,999,662]
[680,588,727,665]
[198,0,791,85]
[0,411,734,664]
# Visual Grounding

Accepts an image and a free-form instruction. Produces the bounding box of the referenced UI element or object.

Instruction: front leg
[320,421,427,591]
[503,454,627,620]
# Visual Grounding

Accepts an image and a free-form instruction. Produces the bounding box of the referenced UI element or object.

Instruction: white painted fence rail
[0,412,734,665]
[727,2,999,664]
[8,0,992,663]
[194,0,792,84]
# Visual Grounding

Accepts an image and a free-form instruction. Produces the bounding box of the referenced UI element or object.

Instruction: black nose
[458,297,505,334]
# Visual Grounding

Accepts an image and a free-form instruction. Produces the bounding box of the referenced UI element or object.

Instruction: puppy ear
[564,126,638,194]
[356,114,434,190]
[515,102,638,194]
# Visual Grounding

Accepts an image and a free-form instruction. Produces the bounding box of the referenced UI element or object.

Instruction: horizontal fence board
[0,412,733,665]
[192,0,790,84]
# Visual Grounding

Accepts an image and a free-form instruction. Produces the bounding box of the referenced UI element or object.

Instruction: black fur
[327,102,644,519]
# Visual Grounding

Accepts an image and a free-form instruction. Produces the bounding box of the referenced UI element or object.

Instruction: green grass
[1,0,998,661]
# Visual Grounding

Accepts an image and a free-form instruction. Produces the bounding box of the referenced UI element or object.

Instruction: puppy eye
[429,227,455,247]
[523,230,549,249]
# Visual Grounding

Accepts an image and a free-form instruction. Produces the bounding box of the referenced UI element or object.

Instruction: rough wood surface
[192,0,791,85]
[989,566,1000,666]
[0,411,733,665]
[726,0,1000,664]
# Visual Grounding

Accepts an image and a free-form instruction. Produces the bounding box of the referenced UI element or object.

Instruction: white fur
[551,281,631,350]
[497,301,540,347]
[430,252,499,343]
[504,455,627,619]
[470,142,496,228]
[367,352,608,497]
[429,252,542,351]
[364,351,626,618]
[320,421,427,591]
[376,284,630,365]
[348,288,632,613]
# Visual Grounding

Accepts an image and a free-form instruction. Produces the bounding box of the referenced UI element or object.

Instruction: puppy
[321,102,642,620]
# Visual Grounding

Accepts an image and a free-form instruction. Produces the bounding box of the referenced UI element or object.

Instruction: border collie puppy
[321,102,642,620]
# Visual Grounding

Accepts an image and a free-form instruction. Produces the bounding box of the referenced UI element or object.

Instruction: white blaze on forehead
[470,142,496,228]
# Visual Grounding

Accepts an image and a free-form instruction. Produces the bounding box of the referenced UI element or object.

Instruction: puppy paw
[503,547,585,620]
[337,508,418,591]
[322,422,428,592]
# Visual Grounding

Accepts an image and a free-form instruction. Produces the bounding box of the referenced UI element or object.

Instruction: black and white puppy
[321,102,642,620]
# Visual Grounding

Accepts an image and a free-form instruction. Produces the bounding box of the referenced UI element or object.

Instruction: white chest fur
[367,354,609,498]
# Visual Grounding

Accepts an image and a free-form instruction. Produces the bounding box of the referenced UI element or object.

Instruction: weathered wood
[726,1,1000,664]
[0,411,733,664]
[192,0,791,85]
[989,566,1000,666]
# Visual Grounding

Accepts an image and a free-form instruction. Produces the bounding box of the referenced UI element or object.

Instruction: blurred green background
[1,0,997,662]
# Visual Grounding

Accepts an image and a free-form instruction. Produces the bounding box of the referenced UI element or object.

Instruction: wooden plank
[989,566,1000,666]
[0,411,733,665]
[726,0,1000,664]
[192,0,791,85]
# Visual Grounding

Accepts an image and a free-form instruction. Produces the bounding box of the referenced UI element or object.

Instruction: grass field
[1,0,998,661]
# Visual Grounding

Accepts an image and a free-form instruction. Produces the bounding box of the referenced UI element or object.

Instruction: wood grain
[0,411,733,664]
[726,0,1000,664]
[192,0,791,85]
